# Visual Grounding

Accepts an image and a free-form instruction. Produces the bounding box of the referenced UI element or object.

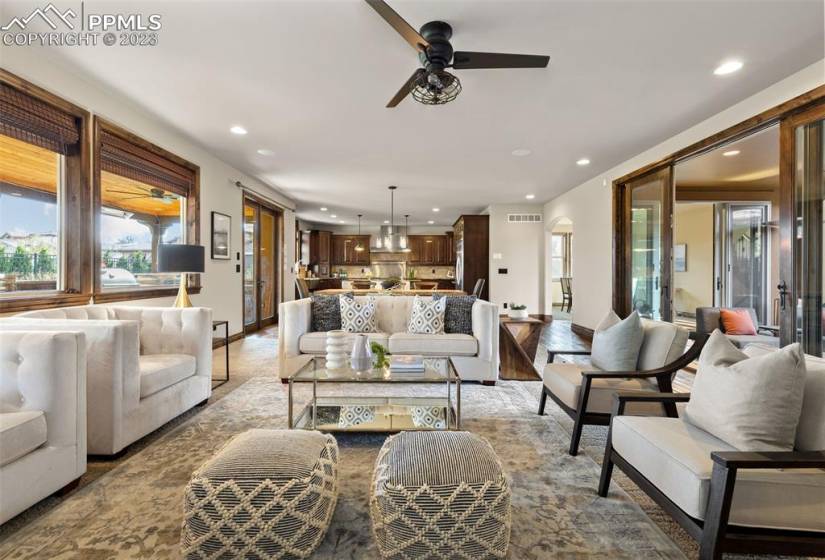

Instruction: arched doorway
[545,217,573,320]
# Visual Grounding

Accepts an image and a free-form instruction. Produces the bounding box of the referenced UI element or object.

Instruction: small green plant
[510,303,527,310]
[370,341,390,369]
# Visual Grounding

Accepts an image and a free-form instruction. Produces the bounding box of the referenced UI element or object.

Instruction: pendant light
[401,214,411,252]
[355,214,365,252]
[385,186,397,250]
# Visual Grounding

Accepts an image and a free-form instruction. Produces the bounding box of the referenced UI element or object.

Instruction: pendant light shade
[401,214,411,252]
[355,214,365,252]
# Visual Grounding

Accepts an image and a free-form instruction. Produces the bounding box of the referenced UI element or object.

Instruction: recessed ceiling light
[427,220,435,224]
[383,220,390,224]
[576,158,590,166]
[230,125,248,135]
[525,194,535,200]
[256,148,273,156]
[330,214,337,218]
[511,148,532,157]
[714,60,743,76]
[9,192,22,197]
[320,207,327,211]
[432,208,440,212]
[339,220,345,224]
[722,150,740,157]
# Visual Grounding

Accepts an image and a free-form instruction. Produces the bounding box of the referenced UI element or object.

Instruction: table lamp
[158,244,205,308]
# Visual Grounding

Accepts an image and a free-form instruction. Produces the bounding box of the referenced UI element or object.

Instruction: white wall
[543,59,825,330]
[2,48,297,337]
[483,204,545,313]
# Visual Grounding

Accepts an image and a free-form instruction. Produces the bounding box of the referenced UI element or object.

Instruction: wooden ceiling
[0,134,181,218]
[0,134,58,193]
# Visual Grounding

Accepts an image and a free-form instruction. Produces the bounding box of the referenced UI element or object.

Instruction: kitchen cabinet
[454,215,489,299]
[332,235,370,265]
[309,230,332,276]
[445,232,455,265]
[408,235,453,265]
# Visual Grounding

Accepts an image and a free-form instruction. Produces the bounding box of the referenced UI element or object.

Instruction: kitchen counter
[314,289,466,296]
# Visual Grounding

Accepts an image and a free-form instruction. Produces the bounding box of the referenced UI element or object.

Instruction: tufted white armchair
[2,305,212,455]
[0,331,86,524]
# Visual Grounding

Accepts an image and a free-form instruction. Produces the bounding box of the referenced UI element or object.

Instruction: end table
[212,320,229,389]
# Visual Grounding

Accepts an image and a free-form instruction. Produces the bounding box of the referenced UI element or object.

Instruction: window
[94,118,200,300]
[551,232,572,279]
[0,71,89,311]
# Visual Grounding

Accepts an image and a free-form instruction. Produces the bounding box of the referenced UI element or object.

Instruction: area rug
[0,377,686,559]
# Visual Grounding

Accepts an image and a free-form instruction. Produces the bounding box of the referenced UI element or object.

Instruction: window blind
[0,83,80,154]
[100,130,193,196]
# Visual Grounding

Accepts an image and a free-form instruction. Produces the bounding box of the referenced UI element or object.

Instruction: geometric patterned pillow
[408,295,446,334]
[340,295,377,333]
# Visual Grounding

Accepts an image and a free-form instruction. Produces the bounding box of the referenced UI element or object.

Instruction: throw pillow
[719,308,757,335]
[437,295,476,335]
[339,295,377,333]
[310,293,351,332]
[685,330,807,451]
[408,295,446,334]
[590,310,644,371]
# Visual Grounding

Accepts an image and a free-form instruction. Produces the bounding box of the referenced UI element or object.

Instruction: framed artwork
[211,211,231,259]
[674,243,687,272]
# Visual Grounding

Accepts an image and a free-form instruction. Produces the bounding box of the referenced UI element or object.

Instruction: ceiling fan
[365,0,550,107]
[107,186,176,204]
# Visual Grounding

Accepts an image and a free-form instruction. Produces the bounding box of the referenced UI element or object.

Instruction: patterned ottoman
[181,429,338,559]
[370,431,511,560]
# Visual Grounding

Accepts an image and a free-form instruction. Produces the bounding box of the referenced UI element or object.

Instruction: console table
[212,320,229,389]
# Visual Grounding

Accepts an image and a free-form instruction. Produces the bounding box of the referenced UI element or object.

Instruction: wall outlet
[498,268,508,274]
[235,264,240,273]
[503,302,508,309]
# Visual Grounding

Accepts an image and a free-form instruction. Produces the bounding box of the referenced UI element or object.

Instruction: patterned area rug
[0,377,688,559]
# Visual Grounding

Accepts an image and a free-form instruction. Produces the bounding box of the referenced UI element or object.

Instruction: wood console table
[499,316,545,381]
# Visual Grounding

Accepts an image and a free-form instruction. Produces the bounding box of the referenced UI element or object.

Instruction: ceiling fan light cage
[412,71,461,105]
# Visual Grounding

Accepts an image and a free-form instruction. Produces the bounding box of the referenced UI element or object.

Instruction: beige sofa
[278,296,499,382]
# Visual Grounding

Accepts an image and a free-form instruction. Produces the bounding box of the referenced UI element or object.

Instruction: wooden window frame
[0,69,92,313]
[613,84,825,318]
[92,117,200,303]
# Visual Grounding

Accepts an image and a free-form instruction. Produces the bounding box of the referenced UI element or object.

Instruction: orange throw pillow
[720,308,757,335]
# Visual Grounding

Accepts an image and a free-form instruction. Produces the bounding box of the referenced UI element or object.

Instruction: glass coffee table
[288,356,461,432]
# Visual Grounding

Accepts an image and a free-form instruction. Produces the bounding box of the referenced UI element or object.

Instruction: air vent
[507,213,543,224]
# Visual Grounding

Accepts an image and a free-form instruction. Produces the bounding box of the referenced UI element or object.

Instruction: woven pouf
[181,429,338,559]
[370,431,511,560]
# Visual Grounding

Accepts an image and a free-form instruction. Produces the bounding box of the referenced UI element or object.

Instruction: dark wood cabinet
[309,230,332,276]
[331,235,370,265]
[407,236,423,263]
[454,215,489,299]
[445,231,455,265]
[408,235,453,265]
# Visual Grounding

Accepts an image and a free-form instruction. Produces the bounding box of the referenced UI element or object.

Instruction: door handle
[777,281,788,310]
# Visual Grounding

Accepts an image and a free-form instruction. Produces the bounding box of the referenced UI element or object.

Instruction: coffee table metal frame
[288,356,461,432]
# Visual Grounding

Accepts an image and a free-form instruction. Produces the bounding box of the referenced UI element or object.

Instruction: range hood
[371,225,410,253]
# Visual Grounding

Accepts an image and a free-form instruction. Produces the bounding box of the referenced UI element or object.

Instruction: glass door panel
[243,203,257,327]
[793,116,824,356]
[260,208,276,322]
[628,168,672,320]
[728,204,768,323]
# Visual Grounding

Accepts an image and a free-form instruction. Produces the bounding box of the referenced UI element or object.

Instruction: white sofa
[278,296,499,382]
[1,331,86,524]
[599,344,825,559]
[2,305,212,455]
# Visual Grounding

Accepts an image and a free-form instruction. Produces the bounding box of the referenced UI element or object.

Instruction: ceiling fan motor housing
[418,21,453,72]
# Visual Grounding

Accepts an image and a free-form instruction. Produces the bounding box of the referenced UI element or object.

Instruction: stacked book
[389,355,425,374]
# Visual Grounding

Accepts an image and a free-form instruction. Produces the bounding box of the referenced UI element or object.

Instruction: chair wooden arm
[612,391,690,416]
[547,350,591,363]
[711,450,825,470]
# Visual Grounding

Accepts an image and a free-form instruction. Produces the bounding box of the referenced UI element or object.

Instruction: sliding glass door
[627,168,672,321]
[726,204,769,323]
[782,105,825,355]
[243,197,282,333]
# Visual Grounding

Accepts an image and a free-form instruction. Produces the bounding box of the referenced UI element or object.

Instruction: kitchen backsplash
[333,265,454,279]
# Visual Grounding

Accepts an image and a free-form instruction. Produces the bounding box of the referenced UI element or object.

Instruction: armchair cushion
[637,319,689,371]
[686,330,806,452]
[591,311,644,371]
[723,333,780,348]
[611,416,825,532]
[0,410,46,467]
[139,354,196,399]
[388,333,477,356]
[542,363,663,415]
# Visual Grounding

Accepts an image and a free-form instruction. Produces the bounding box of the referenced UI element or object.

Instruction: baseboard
[530,313,552,322]
[571,323,594,341]
[212,332,244,349]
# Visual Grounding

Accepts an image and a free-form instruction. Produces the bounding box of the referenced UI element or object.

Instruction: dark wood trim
[615,85,825,186]
[675,184,778,204]
[92,117,201,302]
[212,331,244,349]
[570,323,594,340]
[0,70,92,314]
[242,195,283,334]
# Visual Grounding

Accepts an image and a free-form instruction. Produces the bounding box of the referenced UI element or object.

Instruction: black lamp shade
[158,244,205,274]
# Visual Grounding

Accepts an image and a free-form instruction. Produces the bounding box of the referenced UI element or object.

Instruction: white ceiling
[675,125,780,188]
[13,0,823,226]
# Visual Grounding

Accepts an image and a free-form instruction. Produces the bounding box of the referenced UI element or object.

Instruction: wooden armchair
[598,391,825,560]
[538,322,706,455]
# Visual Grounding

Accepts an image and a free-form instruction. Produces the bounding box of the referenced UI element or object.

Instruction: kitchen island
[313,289,466,296]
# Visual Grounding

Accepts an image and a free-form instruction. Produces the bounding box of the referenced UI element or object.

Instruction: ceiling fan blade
[452,51,550,69]
[387,68,425,108]
[364,0,429,52]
